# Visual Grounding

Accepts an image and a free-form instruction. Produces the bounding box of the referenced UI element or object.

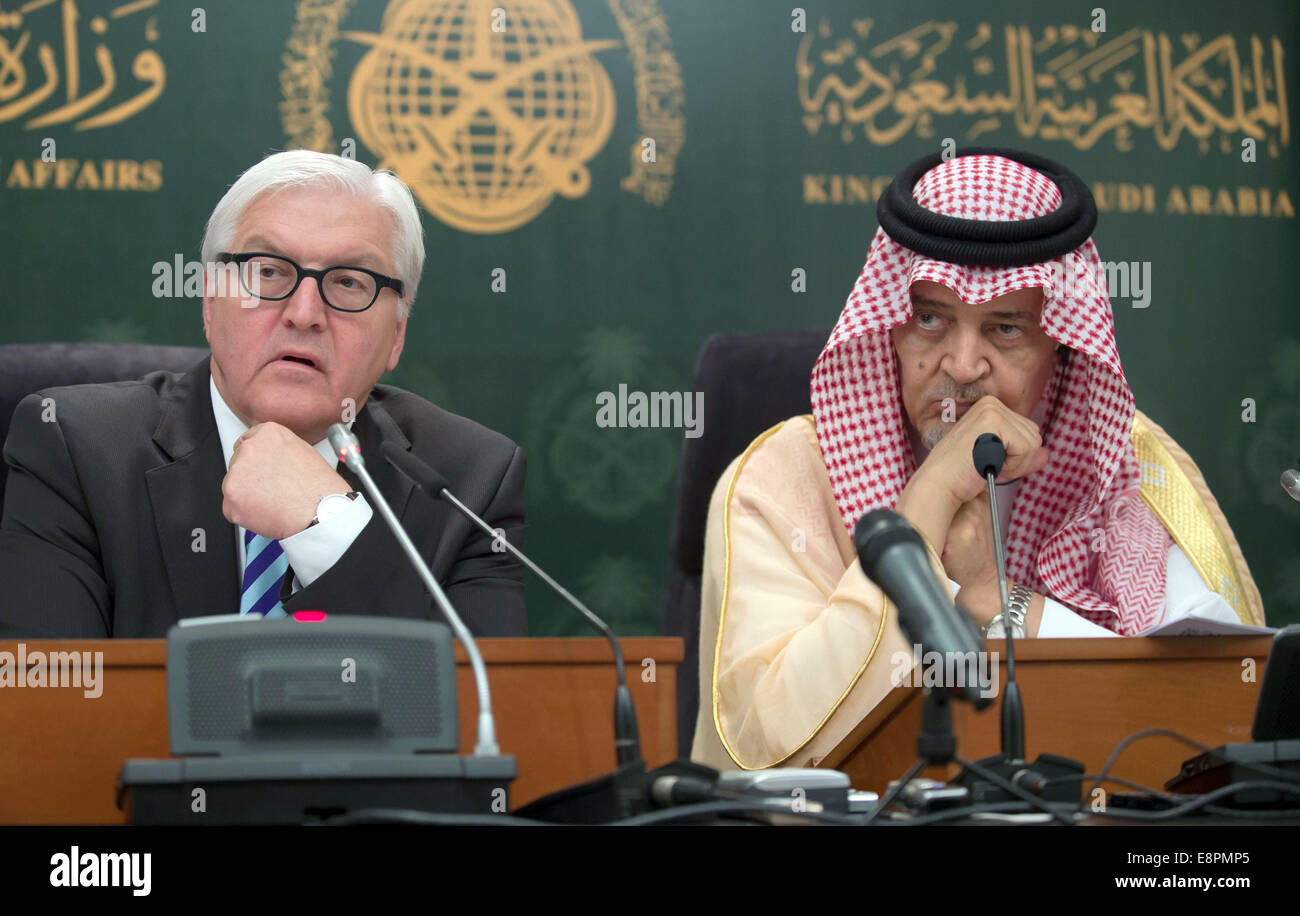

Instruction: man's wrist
[896,473,962,557]
[956,579,998,627]
[281,492,373,590]
[1025,592,1044,637]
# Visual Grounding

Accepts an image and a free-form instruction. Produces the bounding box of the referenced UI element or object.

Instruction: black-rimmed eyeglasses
[216,252,404,313]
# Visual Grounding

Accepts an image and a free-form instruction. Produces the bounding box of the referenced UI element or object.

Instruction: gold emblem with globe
[342,0,618,233]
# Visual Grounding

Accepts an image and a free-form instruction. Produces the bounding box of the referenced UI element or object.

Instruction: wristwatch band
[982,583,1032,638]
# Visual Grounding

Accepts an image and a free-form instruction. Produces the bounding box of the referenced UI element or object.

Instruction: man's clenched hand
[222,421,351,540]
[896,395,1048,558]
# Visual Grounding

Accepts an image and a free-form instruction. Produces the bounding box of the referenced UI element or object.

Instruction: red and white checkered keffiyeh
[810,154,1170,634]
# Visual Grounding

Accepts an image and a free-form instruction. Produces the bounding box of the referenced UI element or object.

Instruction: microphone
[379,443,694,823]
[950,433,1086,807]
[854,509,990,708]
[326,424,500,757]
[970,433,1024,760]
[972,431,1006,479]
[381,441,643,768]
[1282,469,1300,502]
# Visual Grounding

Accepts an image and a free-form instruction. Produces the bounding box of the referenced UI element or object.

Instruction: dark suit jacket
[0,357,527,637]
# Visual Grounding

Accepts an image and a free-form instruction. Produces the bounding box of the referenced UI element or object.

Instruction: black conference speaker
[117,615,515,824]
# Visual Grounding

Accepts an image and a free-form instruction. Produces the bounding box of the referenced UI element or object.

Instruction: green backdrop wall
[2,0,1297,632]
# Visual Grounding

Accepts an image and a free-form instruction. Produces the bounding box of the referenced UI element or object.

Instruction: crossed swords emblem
[345,25,618,197]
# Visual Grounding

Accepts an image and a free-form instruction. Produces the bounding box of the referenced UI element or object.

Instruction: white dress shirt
[210,377,374,595]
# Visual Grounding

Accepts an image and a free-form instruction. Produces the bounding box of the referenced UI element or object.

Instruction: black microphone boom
[952,433,1085,807]
[328,425,501,758]
[969,433,1025,760]
[381,442,644,770]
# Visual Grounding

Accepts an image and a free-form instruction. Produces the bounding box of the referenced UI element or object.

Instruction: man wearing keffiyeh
[691,148,1265,772]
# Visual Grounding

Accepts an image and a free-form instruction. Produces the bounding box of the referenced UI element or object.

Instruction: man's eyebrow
[911,294,1035,323]
[986,310,1037,322]
[910,294,956,311]
[240,236,285,256]
[239,236,389,272]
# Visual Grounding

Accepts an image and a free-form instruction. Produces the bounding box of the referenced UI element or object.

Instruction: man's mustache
[923,379,987,403]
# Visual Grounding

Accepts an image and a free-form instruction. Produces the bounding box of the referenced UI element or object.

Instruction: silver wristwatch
[982,583,1032,638]
[307,490,359,529]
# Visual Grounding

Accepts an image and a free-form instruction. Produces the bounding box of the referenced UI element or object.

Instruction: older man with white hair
[0,150,526,637]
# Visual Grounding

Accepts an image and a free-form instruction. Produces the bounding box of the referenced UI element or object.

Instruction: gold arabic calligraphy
[797,19,1289,156]
[0,0,164,131]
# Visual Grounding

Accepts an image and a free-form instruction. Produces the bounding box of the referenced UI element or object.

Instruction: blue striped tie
[240,530,289,618]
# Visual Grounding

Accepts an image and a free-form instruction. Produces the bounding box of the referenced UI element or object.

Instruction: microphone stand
[423,481,647,817]
[953,434,1084,808]
[855,508,1072,825]
[865,684,1076,825]
[985,454,1024,760]
[328,425,500,757]
[379,444,714,822]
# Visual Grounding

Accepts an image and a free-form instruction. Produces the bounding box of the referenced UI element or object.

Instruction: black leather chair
[662,328,831,757]
[0,342,210,506]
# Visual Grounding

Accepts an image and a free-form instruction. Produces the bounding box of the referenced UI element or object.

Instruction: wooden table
[0,637,681,824]
[824,636,1273,798]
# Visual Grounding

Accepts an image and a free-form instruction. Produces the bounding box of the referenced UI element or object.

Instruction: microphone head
[853,509,923,572]
[1282,468,1300,502]
[381,441,450,497]
[327,423,363,472]
[972,433,1005,479]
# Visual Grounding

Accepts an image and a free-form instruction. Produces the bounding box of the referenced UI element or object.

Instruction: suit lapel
[145,358,240,621]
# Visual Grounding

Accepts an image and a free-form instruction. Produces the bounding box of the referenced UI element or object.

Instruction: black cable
[877,780,1300,825]
[1044,771,1181,802]
[861,757,928,826]
[956,754,1074,826]
[1082,781,1300,822]
[1083,727,1210,806]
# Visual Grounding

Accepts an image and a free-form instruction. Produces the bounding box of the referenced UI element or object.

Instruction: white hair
[200,150,424,317]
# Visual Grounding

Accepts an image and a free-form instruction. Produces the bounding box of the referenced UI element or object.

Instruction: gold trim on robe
[692,409,1264,772]
[712,419,892,769]
[1131,410,1264,626]
[703,416,945,771]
